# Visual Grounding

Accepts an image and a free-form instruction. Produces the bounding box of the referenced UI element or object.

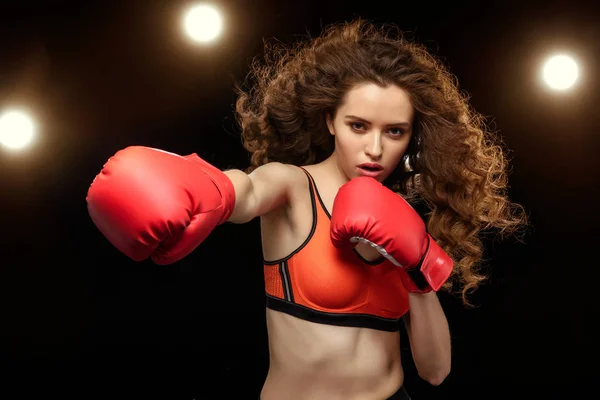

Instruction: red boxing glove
[330,177,453,293]
[86,146,236,265]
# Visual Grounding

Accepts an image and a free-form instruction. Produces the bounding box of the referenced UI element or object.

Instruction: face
[326,82,414,183]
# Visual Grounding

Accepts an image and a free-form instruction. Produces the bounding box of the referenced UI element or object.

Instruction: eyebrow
[344,115,411,129]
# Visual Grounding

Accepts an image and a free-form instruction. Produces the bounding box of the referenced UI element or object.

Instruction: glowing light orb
[183,4,223,43]
[0,110,36,150]
[542,54,579,91]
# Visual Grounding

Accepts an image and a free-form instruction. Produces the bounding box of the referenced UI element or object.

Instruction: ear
[325,113,335,136]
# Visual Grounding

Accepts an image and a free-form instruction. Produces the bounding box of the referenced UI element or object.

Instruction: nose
[364,131,383,159]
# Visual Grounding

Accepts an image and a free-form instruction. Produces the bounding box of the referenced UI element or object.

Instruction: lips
[358,163,383,171]
[357,163,383,178]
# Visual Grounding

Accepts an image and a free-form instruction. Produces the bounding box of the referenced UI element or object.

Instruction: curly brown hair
[234,19,528,305]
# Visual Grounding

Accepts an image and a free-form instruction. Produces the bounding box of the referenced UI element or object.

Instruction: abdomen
[261,309,404,400]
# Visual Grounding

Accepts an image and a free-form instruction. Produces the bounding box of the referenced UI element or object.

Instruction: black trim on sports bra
[266,295,402,332]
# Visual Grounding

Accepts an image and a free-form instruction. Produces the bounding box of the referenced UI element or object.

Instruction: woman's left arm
[403,291,451,386]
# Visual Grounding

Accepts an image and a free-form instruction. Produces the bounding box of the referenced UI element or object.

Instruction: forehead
[339,83,414,121]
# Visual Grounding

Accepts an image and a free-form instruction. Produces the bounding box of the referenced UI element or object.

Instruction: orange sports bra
[263,168,409,332]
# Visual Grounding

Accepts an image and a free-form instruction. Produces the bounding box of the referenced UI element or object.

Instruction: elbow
[424,372,449,387]
[419,365,450,386]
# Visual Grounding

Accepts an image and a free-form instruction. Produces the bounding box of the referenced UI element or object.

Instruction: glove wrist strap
[401,237,434,293]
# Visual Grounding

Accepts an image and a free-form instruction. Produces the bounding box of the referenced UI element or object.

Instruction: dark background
[1,0,599,398]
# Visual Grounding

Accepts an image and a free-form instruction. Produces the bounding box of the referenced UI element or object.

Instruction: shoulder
[258,163,310,222]
[271,163,310,207]
[280,163,309,193]
[248,162,309,204]
[251,162,307,185]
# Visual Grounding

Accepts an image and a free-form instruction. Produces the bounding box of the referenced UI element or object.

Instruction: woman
[87,19,527,399]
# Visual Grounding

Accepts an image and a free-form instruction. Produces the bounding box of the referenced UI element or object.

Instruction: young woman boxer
[87,19,526,399]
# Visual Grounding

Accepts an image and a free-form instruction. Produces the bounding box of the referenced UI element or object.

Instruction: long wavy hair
[234,19,528,305]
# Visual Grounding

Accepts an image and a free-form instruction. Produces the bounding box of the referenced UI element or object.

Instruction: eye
[388,128,405,136]
[350,122,365,131]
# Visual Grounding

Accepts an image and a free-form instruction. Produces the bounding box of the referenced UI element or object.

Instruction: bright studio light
[183,4,223,43]
[541,54,579,91]
[0,109,36,150]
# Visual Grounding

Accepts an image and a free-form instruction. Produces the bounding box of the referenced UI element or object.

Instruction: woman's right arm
[87,147,301,264]
[224,162,302,224]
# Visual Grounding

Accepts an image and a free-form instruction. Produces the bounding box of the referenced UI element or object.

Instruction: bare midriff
[260,309,404,400]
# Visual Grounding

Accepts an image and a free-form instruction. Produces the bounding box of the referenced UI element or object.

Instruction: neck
[318,152,351,188]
